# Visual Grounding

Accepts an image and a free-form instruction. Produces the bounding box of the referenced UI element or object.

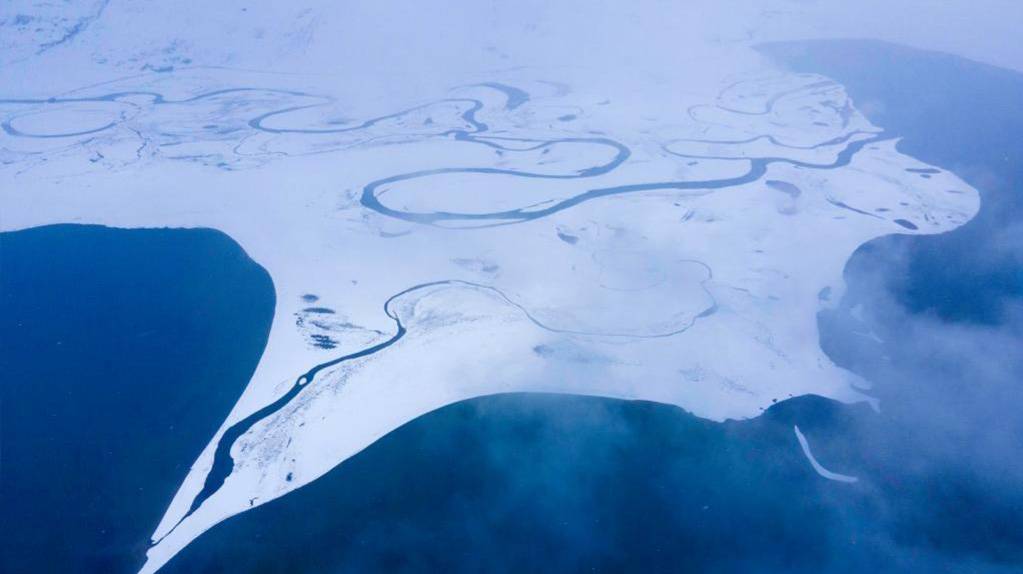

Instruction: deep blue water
[3,40,1022,574]
[764,39,1023,562]
[0,225,274,573]
[163,394,888,574]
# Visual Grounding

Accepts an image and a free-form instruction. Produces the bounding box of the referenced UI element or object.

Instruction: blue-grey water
[767,39,1023,563]
[164,394,884,574]
[2,39,1021,573]
[0,225,275,573]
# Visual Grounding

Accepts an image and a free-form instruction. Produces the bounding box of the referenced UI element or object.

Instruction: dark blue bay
[764,39,1023,564]
[0,224,274,573]
[164,394,885,574]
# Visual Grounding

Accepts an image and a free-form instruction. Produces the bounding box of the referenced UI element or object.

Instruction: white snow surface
[794,425,860,483]
[0,2,996,573]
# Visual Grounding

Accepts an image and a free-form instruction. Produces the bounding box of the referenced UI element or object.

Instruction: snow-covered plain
[0,2,991,573]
